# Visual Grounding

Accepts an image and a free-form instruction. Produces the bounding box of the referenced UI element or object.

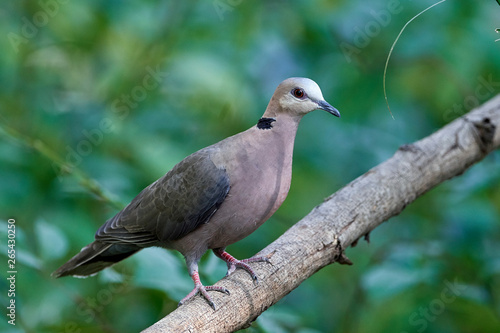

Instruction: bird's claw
[225,255,272,285]
[214,249,273,286]
[178,284,229,310]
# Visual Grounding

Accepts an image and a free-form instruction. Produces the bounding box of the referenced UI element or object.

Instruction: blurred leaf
[362,264,431,300]
[132,247,191,300]
[35,218,69,260]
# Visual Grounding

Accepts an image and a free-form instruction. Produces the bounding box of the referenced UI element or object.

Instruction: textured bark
[142,95,500,333]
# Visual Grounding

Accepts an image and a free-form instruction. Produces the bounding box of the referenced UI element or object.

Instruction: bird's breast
[205,130,295,248]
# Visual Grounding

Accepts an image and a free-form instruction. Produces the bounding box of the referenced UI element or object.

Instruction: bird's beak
[317,100,340,118]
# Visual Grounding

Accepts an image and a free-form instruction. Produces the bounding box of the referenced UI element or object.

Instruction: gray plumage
[53,77,340,308]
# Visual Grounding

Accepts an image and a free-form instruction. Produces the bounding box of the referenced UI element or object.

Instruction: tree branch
[142,95,500,333]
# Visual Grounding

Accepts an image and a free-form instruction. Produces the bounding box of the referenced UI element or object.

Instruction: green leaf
[35,218,69,260]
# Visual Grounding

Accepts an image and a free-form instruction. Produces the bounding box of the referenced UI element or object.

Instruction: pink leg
[178,270,229,310]
[213,248,271,283]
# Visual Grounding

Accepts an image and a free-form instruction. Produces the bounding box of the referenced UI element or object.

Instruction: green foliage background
[1,1,500,332]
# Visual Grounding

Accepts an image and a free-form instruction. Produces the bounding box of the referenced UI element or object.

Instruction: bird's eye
[292,88,305,99]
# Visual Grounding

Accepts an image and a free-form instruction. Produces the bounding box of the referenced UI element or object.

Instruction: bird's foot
[178,271,229,310]
[213,249,272,284]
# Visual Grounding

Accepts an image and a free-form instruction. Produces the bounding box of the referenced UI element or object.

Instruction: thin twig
[383,0,447,119]
[0,119,125,210]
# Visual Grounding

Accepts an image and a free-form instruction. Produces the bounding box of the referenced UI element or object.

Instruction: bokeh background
[1,1,500,332]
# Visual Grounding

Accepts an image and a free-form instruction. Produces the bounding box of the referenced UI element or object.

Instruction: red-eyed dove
[53,77,340,309]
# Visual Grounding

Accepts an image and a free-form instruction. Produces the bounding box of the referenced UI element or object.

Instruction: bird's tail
[52,241,140,278]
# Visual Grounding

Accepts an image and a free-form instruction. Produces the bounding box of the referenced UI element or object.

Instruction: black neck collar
[257,117,276,130]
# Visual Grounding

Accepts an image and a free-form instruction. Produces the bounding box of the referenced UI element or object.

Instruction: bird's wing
[95,149,230,245]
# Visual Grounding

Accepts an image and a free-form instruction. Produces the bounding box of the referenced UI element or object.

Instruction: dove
[53,77,340,309]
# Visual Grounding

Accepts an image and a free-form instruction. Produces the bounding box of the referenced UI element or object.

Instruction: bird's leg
[178,270,229,310]
[213,248,271,284]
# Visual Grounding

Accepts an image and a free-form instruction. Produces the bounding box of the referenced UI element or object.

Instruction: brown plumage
[52,77,340,309]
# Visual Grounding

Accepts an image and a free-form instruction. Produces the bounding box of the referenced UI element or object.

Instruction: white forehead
[280,77,325,101]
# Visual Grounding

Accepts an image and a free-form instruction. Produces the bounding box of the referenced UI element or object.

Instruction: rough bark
[142,95,500,333]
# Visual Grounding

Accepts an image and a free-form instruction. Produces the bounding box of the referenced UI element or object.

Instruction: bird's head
[265,77,340,118]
